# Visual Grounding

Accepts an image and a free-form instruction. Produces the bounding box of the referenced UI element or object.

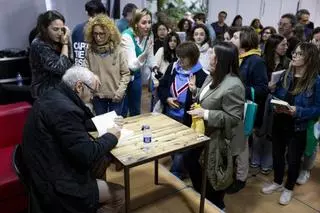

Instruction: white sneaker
[296,170,310,185]
[262,182,284,194]
[279,189,293,205]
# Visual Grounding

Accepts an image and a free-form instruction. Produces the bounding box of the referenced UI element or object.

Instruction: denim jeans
[251,134,273,169]
[165,114,186,178]
[170,152,187,178]
[121,76,142,117]
[92,97,124,116]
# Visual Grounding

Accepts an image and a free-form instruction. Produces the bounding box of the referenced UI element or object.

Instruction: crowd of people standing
[22,1,320,212]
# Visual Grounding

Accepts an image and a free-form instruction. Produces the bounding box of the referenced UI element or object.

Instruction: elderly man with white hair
[21,66,125,213]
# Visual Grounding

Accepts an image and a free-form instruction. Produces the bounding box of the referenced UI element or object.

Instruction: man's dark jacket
[22,83,118,213]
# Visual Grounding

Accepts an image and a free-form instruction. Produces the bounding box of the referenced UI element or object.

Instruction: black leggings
[272,126,306,190]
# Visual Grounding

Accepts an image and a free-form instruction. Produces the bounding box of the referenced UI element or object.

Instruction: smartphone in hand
[61,27,66,35]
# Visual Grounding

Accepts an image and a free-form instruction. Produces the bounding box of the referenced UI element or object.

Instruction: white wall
[49,0,88,30]
[0,0,150,50]
[5,0,320,50]
[299,0,320,26]
[207,0,320,28]
[0,0,46,49]
[120,0,147,17]
[207,0,237,25]
[0,0,87,50]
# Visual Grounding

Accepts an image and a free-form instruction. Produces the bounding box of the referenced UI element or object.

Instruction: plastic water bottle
[142,125,152,151]
[16,72,23,86]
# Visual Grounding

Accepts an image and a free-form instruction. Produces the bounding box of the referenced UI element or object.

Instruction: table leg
[154,159,159,185]
[200,142,209,213]
[124,167,130,213]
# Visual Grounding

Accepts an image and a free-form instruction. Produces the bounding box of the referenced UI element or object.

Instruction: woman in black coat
[29,10,73,98]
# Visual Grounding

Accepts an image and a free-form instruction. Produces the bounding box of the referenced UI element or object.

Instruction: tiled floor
[141,87,320,213]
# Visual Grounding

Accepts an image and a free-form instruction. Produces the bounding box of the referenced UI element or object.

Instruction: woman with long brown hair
[262,42,320,205]
[259,26,277,52]
[187,42,245,210]
[250,34,290,175]
[29,10,73,98]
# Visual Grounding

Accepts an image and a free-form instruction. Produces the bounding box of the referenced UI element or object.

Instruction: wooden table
[110,113,210,213]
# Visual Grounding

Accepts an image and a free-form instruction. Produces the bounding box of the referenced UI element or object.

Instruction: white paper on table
[91,111,134,145]
[270,69,285,85]
[91,111,118,137]
[118,129,135,146]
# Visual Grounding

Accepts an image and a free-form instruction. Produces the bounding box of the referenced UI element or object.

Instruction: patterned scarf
[91,41,116,55]
[167,61,202,119]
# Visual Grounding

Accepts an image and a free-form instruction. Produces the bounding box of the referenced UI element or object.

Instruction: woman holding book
[250,34,290,175]
[264,34,290,80]
[262,42,320,205]
[295,28,320,185]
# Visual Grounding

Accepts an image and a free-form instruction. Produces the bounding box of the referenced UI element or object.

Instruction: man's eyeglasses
[278,22,290,27]
[82,82,97,94]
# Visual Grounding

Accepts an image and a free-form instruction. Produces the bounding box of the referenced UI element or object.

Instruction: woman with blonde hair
[85,14,130,115]
[121,8,158,117]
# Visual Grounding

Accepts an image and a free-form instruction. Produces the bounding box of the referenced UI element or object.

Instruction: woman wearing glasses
[259,26,276,52]
[295,27,320,185]
[29,10,73,98]
[262,42,320,205]
[250,34,290,175]
[84,14,130,115]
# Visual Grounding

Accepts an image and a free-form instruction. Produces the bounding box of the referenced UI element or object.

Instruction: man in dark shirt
[211,11,228,42]
[72,0,106,66]
[296,9,314,39]
[116,3,137,33]
[278,13,300,59]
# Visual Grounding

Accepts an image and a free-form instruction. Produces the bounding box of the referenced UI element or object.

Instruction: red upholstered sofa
[0,102,31,213]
